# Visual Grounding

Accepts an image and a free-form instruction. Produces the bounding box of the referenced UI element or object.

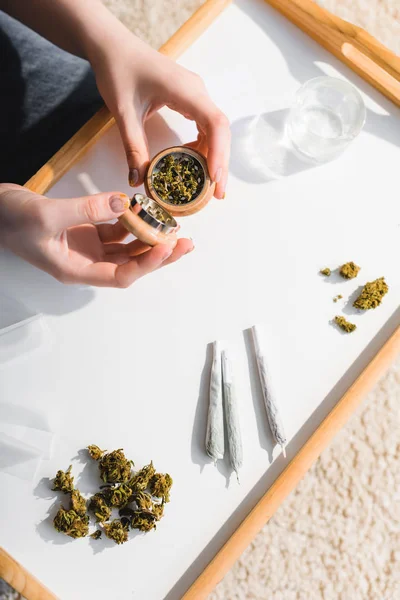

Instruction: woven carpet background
[1,1,399,599]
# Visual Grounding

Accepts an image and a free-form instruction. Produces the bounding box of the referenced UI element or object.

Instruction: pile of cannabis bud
[51,445,173,545]
[152,152,205,206]
[319,261,389,334]
[353,277,389,310]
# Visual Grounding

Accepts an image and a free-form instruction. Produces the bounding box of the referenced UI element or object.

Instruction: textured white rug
[1,2,398,599]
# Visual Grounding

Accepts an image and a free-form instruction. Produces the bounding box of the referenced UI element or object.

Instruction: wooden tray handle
[0,548,57,600]
[265,0,400,106]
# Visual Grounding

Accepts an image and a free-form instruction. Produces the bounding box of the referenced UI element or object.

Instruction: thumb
[47,192,130,230]
[116,111,150,187]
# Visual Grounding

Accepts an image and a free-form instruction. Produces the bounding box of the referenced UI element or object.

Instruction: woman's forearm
[0,0,130,59]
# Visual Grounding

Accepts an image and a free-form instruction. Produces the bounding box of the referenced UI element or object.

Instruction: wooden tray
[1,1,399,599]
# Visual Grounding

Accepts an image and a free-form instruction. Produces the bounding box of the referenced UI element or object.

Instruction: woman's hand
[88,32,231,199]
[0,184,193,287]
[2,0,231,197]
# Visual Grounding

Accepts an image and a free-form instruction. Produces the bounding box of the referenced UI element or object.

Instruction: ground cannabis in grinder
[353,277,389,310]
[152,153,205,206]
[339,261,360,279]
[334,316,357,333]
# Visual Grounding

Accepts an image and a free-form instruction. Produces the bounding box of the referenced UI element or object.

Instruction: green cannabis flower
[105,483,133,509]
[152,153,204,206]
[70,489,86,516]
[89,493,112,523]
[103,519,129,545]
[149,473,173,503]
[99,449,132,484]
[87,444,106,461]
[49,447,172,545]
[132,491,153,512]
[339,261,360,279]
[90,530,102,540]
[320,268,331,276]
[53,465,74,493]
[130,511,157,532]
[152,501,164,520]
[53,506,89,538]
[334,316,356,333]
[353,277,389,309]
[128,462,155,492]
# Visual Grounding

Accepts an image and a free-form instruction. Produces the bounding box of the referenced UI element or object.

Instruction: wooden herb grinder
[119,146,215,247]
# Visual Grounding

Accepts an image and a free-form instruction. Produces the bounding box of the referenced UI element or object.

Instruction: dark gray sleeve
[0,10,103,185]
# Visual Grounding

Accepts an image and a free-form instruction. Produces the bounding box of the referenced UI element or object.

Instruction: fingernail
[222,192,226,199]
[214,167,222,183]
[129,168,139,187]
[110,194,130,213]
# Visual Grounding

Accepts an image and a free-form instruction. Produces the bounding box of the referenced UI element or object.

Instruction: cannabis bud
[149,473,173,503]
[320,268,331,276]
[152,153,204,206]
[70,489,87,516]
[87,444,106,461]
[52,465,74,493]
[130,511,157,532]
[53,506,89,538]
[105,483,133,509]
[152,501,164,520]
[89,493,112,523]
[334,316,356,333]
[339,261,360,279]
[128,462,155,492]
[99,449,132,484]
[132,491,153,512]
[103,519,129,545]
[50,446,173,545]
[90,530,102,540]
[353,277,388,310]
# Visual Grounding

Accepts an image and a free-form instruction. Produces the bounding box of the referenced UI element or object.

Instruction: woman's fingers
[97,220,131,243]
[115,109,150,188]
[184,129,208,157]
[157,237,194,268]
[79,239,194,286]
[167,83,231,199]
[204,112,231,199]
[103,239,151,258]
[75,244,173,287]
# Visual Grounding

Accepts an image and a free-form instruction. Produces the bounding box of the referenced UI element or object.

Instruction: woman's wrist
[80,5,133,67]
